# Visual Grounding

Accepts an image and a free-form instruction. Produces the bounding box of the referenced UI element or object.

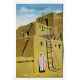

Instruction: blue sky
[16,4,63,27]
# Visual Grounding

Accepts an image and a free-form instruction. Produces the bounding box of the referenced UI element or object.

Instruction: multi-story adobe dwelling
[16,12,63,77]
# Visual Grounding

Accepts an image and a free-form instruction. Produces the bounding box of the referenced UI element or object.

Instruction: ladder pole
[46,39,54,71]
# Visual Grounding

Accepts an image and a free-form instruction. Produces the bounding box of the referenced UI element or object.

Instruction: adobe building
[37,12,63,40]
[16,23,35,57]
[16,12,63,77]
[16,22,52,73]
[36,12,63,70]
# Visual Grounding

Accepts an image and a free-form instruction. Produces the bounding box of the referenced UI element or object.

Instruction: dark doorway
[45,18,48,26]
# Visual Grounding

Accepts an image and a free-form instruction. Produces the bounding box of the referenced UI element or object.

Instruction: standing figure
[39,53,46,72]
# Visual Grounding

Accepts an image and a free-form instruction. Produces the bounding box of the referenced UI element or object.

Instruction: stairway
[46,39,54,71]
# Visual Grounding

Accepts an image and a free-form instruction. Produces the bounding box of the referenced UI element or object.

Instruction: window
[45,18,48,26]
[41,25,45,31]
[27,32,29,35]
[55,44,56,47]
[54,37,55,40]
[58,44,61,48]
[40,42,43,46]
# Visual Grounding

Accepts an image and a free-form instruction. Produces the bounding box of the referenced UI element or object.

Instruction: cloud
[16,6,63,27]
[39,8,62,16]
[16,14,37,27]
[16,18,36,27]
[20,7,33,14]
[17,7,37,15]
[16,7,38,27]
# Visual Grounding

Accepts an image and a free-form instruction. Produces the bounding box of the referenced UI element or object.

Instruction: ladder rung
[47,42,51,44]
[47,40,51,42]
[48,57,52,59]
[48,60,52,63]
[47,46,53,48]
[49,64,53,67]
[47,49,52,51]
[47,44,52,46]
[48,55,52,57]
[48,62,52,64]
[47,51,52,53]
[48,58,52,60]
[47,50,51,52]
[47,53,51,54]
[48,50,52,52]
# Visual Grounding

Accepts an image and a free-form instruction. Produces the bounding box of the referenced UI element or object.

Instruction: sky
[16,4,63,27]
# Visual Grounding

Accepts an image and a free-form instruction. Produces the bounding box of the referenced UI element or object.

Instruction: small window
[58,44,61,48]
[55,44,56,47]
[22,33,24,37]
[54,37,55,40]
[45,18,48,26]
[41,26,45,31]
[40,42,43,46]
[27,32,29,35]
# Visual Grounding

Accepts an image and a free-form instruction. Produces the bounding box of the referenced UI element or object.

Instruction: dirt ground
[16,57,63,77]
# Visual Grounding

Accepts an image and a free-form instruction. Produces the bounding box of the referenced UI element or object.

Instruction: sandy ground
[16,57,63,77]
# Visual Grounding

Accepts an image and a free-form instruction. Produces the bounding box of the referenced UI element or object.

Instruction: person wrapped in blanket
[39,52,47,72]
